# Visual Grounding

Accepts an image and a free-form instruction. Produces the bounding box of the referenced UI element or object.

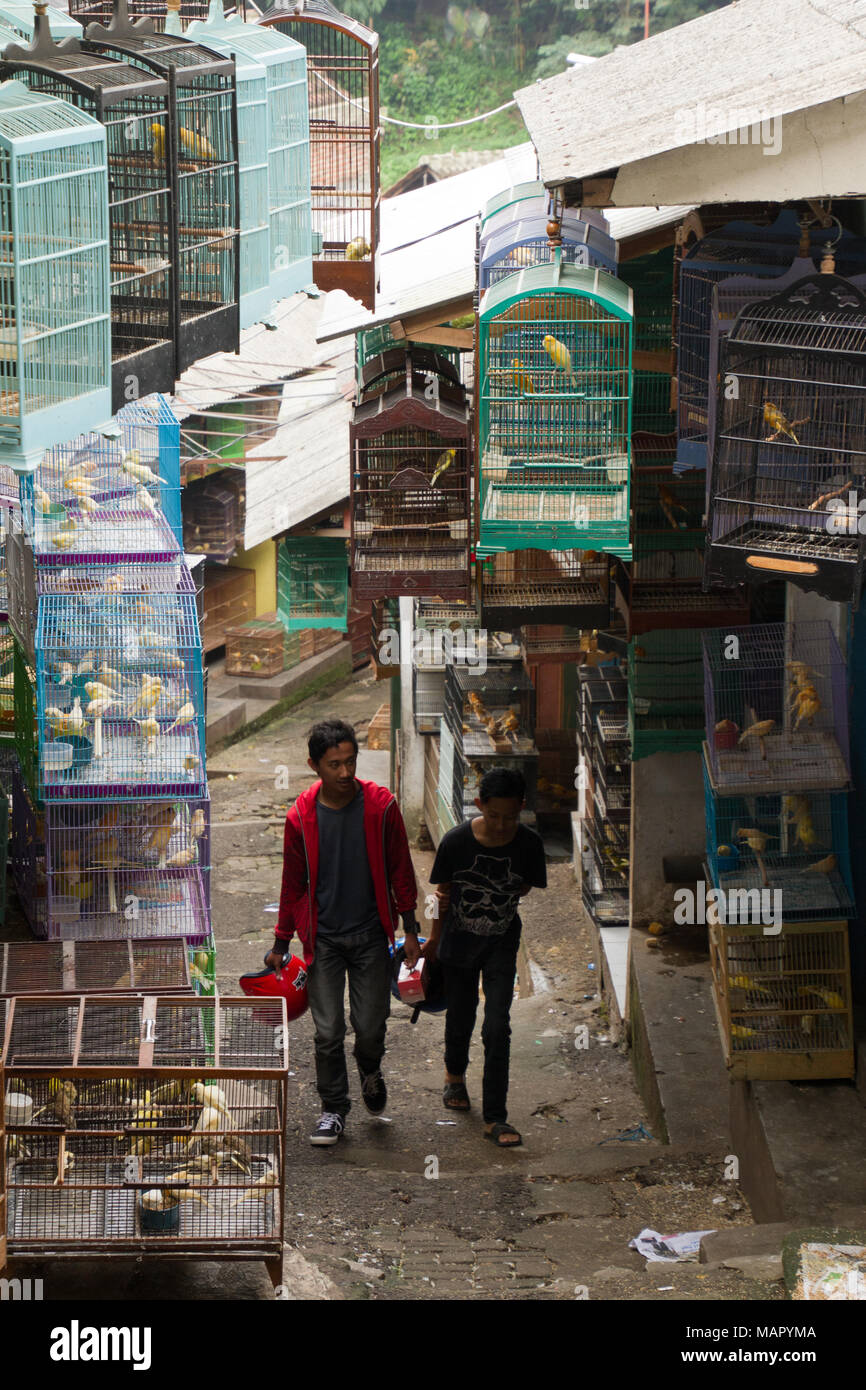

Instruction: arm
[385,800,420,963]
[266,811,306,972]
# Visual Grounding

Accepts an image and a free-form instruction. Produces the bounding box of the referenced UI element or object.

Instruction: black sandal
[443,1082,471,1111]
[484,1123,522,1147]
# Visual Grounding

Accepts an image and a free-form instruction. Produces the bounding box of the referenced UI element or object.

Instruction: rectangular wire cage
[35,586,206,801]
[706,273,866,605]
[0,27,179,413]
[42,797,210,941]
[10,762,46,932]
[520,624,584,664]
[444,661,536,762]
[480,547,610,629]
[278,535,348,630]
[414,591,481,632]
[1,994,287,1270]
[708,918,854,1080]
[259,0,379,311]
[81,17,241,371]
[478,264,633,556]
[702,620,850,796]
[479,213,617,292]
[182,470,243,562]
[0,79,111,469]
[628,629,704,759]
[0,938,192,993]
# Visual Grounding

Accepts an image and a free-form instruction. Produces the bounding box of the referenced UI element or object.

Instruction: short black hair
[308,718,359,764]
[478,767,525,804]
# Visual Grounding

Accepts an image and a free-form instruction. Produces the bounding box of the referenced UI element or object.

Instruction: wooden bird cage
[257,0,379,310]
[0,994,288,1284]
[0,938,193,994]
[480,547,610,629]
[81,0,241,372]
[1,17,178,412]
[350,349,471,601]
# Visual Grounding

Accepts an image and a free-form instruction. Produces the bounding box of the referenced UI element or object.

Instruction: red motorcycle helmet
[239,950,309,1021]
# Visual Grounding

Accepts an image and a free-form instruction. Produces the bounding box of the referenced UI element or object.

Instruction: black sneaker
[358,1066,387,1114]
[310,1112,344,1146]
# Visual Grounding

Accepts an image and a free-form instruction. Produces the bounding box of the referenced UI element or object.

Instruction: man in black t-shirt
[428,767,547,1147]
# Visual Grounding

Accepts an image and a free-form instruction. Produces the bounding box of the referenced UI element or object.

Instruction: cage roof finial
[84,0,155,42]
[2,1,81,60]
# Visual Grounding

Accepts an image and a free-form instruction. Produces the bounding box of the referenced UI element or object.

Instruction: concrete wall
[630,749,706,929]
[231,537,277,617]
[398,596,426,843]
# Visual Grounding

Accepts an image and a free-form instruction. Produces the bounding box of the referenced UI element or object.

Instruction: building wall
[230,538,277,617]
[630,750,706,929]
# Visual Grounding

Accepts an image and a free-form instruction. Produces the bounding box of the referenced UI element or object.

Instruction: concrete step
[232,645,348,702]
[205,696,247,747]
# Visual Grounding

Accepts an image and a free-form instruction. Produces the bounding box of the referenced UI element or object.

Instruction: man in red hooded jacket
[266,718,419,1145]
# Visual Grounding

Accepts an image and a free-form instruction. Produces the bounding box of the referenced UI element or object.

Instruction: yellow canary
[166,847,197,868]
[184,753,201,772]
[85,681,117,704]
[346,236,371,260]
[136,716,160,741]
[190,809,206,840]
[798,984,845,1010]
[121,454,160,487]
[729,973,773,996]
[763,401,807,444]
[793,686,821,729]
[657,483,687,530]
[730,1024,757,1039]
[179,125,215,160]
[801,853,837,876]
[542,333,576,383]
[150,121,166,163]
[166,701,195,733]
[430,448,456,487]
[736,827,771,854]
[738,719,775,756]
[511,358,535,394]
[34,482,53,513]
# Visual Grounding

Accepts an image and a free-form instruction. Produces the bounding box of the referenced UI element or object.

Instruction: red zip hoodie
[274,778,418,964]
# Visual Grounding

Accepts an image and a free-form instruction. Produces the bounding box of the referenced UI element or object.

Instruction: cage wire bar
[1,995,288,1277]
[81,0,241,373]
[0,78,111,472]
[0,937,192,992]
[480,547,610,629]
[68,0,212,29]
[277,535,347,630]
[628,628,704,759]
[187,3,312,304]
[257,0,378,311]
[1,18,179,413]
[479,212,617,292]
[351,349,472,601]
[356,326,462,391]
[478,263,633,556]
[705,272,866,605]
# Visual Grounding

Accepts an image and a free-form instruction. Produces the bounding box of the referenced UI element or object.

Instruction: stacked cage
[701,620,854,1078]
[441,662,537,824]
[479,211,616,292]
[575,666,630,926]
[278,535,348,631]
[1,994,287,1281]
[0,938,193,994]
[617,246,675,437]
[68,0,211,28]
[705,272,866,604]
[257,0,378,310]
[350,347,472,600]
[628,628,704,759]
[411,598,486,736]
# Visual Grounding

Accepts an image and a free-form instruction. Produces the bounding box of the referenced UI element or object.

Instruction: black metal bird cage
[0,14,178,412]
[706,273,866,606]
[257,0,379,310]
[480,547,610,630]
[81,0,240,372]
[350,348,472,601]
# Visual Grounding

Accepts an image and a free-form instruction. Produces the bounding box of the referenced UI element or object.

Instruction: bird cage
[189,935,215,994]
[0,79,111,472]
[257,0,379,311]
[480,547,609,629]
[185,7,271,328]
[225,613,288,677]
[0,938,192,993]
[350,351,472,601]
[617,247,674,363]
[701,755,853,923]
[356,325,461,390]
[43,796,210,940]
[35,585,206,802]
[708,918,853,1080]
[68,0,211,28]
[0,994,288,1282]
[705,273,866,605]
[479,213,616,292]
[81,0,241,372]
[0,619,13,742]
[520,624,583,665]
[702,620,850,797]
[414,592,481,632]
[1,21,180,413]
[450,741,538,824]
[535,728,577,816]
[24,396,183,568]
[358,345,462,404]
[12,633,35,795]
[477,263,633,557]
[0,2,81,41]
[444,660,535,761]
[182,470,243,561]
[628,628,704,759]
[479,179,549,244]
[10,762,46,930]
[187,5,312,305]
[278,535,348,630]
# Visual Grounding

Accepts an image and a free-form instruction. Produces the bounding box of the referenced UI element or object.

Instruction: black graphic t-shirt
[430,820,547,967]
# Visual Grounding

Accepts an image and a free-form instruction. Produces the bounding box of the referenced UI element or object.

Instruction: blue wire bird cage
[188,3,312,306]
[80,0,241,372]
[35,581,206,802]
[1,19,178,412]
[478,261,633,557]
[277,534,347,630]
[705,273,866,606]
[257,0,378,310]
[0,1,81,40]
[702,753,853,924]
[0,78,111,472]
[479,212,617,292]
[42,795,210,941]
[702,620,850,797]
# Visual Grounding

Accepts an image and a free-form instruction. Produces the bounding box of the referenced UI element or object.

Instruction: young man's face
[474,795,522,839]
[310,740,358,798]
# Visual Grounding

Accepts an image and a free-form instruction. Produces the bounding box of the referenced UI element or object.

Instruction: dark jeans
[443,927,520,1125]
[306,927,393,1117]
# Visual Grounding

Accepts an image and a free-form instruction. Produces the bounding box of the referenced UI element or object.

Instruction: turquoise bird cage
[479,180,549,242]
[188,3,312,306]
[278,535,348,631]
[0,78,111,473]
[187,4,271,328]
[81,0,240,372]
[0,1,81,40]
[477,260,633,557]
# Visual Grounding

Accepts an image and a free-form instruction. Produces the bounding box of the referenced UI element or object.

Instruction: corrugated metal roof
[516,0,866,190]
